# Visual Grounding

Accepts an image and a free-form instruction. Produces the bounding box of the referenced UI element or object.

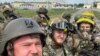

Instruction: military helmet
[76,17,96,26]
[37,7,48,14]
[51,21,68,32]
[82,11,95,18]
[50,17,75,32]
[49,17,67,31]
[49,17,67,26]
[0,18,46,55]
[62,13,71,19]
[1,4,13,13]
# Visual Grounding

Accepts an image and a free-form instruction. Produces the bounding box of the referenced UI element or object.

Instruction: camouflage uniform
[78,32,94,56]
[43,35,73,56]
[90,33,100,56]
[71,17,100,56]
[77,31,100,56]
[33,15,49,35]
[0,4,19,35]
[43,18,74,56]
[69,30,97,56]
[1,4,18,20]
[0,18,46,56]
[33,8,50,34]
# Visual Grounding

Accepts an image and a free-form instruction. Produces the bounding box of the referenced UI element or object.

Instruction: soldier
[35,7,50,21]
[0,18,46,56]
[73,17,97,56]
[62,13,71,22]
[33,7,50,34]
[1,4,17,20]
[43,18,73,56]
[0,4,19,33]
[76,17,96,35]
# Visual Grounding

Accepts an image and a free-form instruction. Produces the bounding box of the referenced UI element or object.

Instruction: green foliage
[0,8,78,20]
[14,9,36,18]
[48,8,78,18]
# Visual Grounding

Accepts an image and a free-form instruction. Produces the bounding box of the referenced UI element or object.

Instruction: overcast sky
[0,0,100,4]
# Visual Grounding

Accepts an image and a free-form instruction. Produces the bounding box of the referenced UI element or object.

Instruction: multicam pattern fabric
[43,36,73,56]
[75,32,97,56]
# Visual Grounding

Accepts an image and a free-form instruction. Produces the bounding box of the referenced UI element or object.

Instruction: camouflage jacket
[43,36,73,56]
[33,15,50,34]
[33,15,49,24]
[76,32,96,56]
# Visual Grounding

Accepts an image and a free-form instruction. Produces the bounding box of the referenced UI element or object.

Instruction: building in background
[83,4,92,8]
[11,0,74,10]
[12,1,52,10]
[96,2,100,9]
[52,2,73,9]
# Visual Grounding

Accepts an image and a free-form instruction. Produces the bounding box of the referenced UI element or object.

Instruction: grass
[14,9,36,18]
[0,8,78,19]
[48,8,78,18]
